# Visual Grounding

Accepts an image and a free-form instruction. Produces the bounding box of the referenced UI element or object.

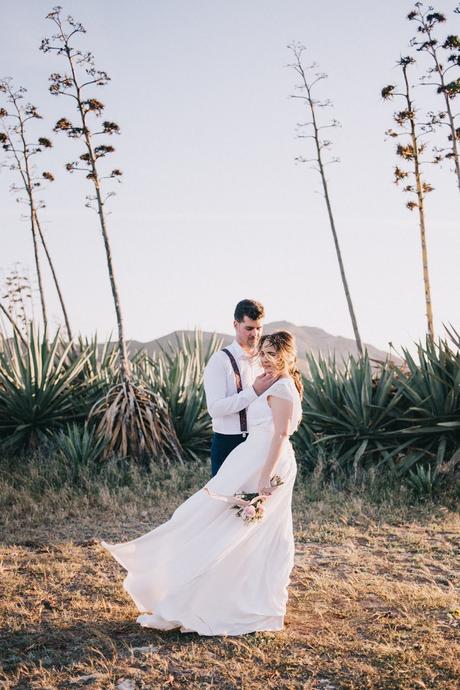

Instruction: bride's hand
[257,474,274,496]
[232,496,250,508]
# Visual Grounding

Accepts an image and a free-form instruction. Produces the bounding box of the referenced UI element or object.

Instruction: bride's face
[259,342,280,374]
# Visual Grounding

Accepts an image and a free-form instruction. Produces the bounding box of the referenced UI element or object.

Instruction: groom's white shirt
[203,339,264,434]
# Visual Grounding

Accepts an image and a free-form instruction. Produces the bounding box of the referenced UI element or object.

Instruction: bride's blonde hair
[257,331,304,399]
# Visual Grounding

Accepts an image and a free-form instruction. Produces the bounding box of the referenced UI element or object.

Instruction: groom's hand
[253,373,277,396]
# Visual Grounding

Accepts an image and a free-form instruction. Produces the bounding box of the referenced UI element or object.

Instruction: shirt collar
[230,339,257,363]
[230,339,245,357]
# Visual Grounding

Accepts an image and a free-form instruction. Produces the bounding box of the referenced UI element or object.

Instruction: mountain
[126,322,400,373]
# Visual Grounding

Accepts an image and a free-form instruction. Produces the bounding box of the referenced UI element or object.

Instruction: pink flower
[242,505,256,520]
[257,504,265,516]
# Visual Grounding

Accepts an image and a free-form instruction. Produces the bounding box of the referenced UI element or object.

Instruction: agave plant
[0,328,91,451]
[392,337,460,473]
[88,377,182,464]
[54,422,108,481]
[139,331,223,462]
[406,463,442,499]
[297,338,460,480]
[300,351,410,476]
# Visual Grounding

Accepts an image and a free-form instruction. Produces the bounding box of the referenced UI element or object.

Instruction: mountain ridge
[124,321,400,372]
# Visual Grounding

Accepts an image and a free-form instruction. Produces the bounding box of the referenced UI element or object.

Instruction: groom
[204,299,277,476]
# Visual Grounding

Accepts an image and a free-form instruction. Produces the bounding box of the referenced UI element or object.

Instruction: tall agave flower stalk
[0,79,73,340]
[382,57,435,339]
[40,9,127,376]
[40,8,180,461]
[408,2,460,193]
[0,301,27,346]
[287,43,364,357]
[1,266,33,335]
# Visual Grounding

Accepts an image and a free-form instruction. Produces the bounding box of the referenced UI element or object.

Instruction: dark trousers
[211,432,247,477]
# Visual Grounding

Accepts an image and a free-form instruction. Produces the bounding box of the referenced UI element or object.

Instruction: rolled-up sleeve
[203,352,258,419]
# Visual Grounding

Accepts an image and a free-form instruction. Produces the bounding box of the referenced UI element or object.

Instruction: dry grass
[0,457,459,689]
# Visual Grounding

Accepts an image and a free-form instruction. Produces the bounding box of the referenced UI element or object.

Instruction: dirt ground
[1,496,459,690]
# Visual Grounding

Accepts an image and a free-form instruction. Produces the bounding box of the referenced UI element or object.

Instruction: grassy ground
[0,454,459,689]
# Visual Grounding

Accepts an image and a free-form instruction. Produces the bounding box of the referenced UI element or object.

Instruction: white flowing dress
[101,377,302,636]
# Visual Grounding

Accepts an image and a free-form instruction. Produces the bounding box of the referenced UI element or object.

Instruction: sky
[1,0,459,354]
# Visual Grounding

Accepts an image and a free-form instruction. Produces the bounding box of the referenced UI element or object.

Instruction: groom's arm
[203,352,258,418]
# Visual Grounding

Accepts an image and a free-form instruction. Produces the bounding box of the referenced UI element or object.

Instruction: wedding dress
[101,376,302,636]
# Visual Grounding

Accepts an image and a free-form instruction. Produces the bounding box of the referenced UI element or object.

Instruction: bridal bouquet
[204,475,284,525]
[231,475,284,524]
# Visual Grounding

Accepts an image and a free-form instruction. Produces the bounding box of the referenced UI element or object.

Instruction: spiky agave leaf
[66,333,119,413]
[444,322,460,350]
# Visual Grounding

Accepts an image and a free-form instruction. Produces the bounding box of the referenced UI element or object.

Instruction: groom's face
[234,316,264,351]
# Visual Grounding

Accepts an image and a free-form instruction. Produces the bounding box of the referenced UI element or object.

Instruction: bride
[101,330,303,636]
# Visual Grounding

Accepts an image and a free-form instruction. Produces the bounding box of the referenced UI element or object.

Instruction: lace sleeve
[266,380,293,402]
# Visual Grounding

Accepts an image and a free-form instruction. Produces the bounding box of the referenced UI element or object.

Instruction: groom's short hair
[234,299,265,322]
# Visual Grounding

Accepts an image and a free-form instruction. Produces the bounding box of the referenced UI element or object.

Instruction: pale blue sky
[1,0,459,353]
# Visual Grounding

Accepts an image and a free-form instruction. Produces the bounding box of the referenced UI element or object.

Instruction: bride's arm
[257,396,292,494]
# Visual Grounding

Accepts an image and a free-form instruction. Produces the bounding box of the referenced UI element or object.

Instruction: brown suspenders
[222,348,248,436]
